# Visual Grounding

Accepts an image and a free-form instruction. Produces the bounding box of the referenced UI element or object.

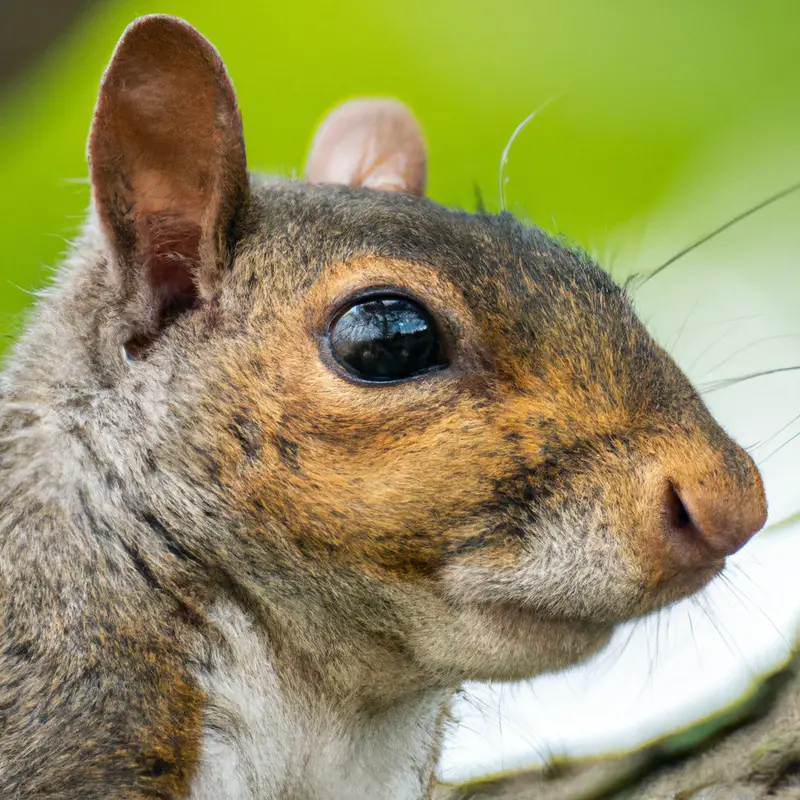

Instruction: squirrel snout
[661,471,766,571]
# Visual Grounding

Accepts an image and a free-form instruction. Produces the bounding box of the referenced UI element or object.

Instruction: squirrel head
[59,15,766,684]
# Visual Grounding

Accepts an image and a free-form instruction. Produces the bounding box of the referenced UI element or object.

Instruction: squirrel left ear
[305,99,427,196]
[89,15,247,342]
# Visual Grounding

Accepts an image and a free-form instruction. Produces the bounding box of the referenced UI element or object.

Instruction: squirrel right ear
[305,99,427,196]
[89,15,247,343]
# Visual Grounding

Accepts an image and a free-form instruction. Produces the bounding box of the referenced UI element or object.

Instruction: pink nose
[663,480,766,570]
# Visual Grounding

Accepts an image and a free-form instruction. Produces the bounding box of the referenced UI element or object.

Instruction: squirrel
[0,14,768,800]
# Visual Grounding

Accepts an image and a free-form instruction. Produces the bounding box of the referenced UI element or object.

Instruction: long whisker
[460,685,548,761]
[757,427,800,466]
[703,312,766,328]
[669,299,700,354]
[687,328,741,375]
[498,97,559,212]
[686,603,705,666]
[694,593,746,665]
[637,179,800,286]
[719,566,790,649]
[701,334,800,378]
[700,365,800,393]
[600,621,639,673]
[749,410,800,452]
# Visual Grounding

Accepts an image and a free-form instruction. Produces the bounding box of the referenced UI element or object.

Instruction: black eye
[328,296,447,382]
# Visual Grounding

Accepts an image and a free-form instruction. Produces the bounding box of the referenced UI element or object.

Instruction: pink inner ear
[89,15,247,340]
[305,99,427,196]
[133,171,205,322]
[142,213,202,323]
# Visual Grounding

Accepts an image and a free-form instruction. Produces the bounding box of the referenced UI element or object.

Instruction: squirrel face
[76,16,766,684]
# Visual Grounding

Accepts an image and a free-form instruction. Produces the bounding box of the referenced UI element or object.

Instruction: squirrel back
[0,15,766,800]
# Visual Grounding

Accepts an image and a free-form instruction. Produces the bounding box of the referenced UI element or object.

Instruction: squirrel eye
[328,296,447,382]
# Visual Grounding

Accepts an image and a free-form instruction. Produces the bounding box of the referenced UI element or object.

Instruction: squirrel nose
[663,479,766,570]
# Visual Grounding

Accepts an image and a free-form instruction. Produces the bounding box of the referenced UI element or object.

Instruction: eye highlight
[328,295,448,382]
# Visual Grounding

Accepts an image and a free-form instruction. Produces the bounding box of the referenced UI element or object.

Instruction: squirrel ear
[89,15,247,339]
[305,99,427,196]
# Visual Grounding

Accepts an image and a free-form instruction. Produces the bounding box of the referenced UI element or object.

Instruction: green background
[1,0,800,348]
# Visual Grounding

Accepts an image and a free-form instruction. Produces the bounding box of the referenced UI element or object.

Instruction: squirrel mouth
[472,560,723,631]
[477,600,617,636]
[646,562,724,612]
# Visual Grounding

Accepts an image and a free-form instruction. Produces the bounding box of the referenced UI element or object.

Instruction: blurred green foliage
[1,0,799,348]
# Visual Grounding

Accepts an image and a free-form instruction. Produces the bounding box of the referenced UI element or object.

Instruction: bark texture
[446,652,800,799]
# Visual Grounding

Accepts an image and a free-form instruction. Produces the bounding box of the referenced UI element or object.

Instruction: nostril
[657,445,766,574]
[665,483,694,533]
[661,475,766,569]
[662,482,717,570]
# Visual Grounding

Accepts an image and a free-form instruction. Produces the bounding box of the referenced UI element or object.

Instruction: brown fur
[0,15,766,799]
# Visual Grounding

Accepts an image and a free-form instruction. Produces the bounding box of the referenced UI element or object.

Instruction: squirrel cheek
[435,426,766,628]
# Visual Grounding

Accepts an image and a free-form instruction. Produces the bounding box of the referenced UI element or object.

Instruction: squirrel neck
[189,597,450,800]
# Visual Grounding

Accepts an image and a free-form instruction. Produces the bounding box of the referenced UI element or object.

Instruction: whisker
[703,311,766,328]
[718,567,790,650]
[694,592,749,666]
[726,559,765,593]
[633,613,661,700]
[638,179,800,285]
[652,609,664,681]
[686,602,705,666]
[700,365,800,393]
[459,685,548,759]
[687,328,740,375]
[700,334,800,379]
[757,427,800,466]
[601,621,639,673]
[498,97,560,212]
[749,410,800,452]
[669,299,700,355]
